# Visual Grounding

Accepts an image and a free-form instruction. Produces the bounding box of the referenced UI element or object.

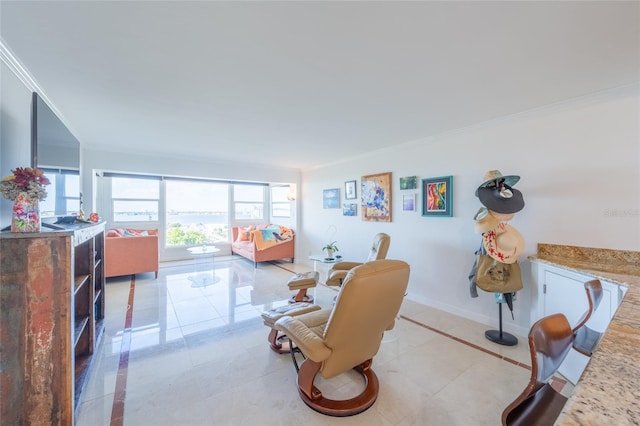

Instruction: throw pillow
[278,226,294,241]
[236,227,248,242]
[236,225,255,242]
[106,229,122,238]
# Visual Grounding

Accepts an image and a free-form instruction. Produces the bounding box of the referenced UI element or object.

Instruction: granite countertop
[528,244,640,425]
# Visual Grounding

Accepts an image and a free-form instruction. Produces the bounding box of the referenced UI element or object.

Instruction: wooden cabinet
[0,222,105,425]
[531,261,626,384]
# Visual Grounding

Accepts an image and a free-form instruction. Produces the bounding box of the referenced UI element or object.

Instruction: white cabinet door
[543,270,588,326]
[542,267,617,331]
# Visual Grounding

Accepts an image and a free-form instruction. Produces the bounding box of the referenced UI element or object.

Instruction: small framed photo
[344,180,357,200]
[402,194,416,212]
[343,203,357,216]
[422,176,453,217]
[323,188,340,209]
[400,176,418,190]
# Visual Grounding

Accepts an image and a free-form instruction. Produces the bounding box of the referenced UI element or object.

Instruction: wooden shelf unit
[0,222,106,425]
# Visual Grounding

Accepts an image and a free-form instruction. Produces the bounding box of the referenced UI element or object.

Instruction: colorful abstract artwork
[422,176,453,217]
[361,172,392,222]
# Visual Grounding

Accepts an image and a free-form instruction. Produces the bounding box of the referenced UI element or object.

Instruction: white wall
[0,61,32,227]
[299,86,640,337]
[3,54,638,337]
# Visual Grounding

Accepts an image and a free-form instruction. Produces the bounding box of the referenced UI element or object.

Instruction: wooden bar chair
[501,313,574,426]
[572,279,604,356]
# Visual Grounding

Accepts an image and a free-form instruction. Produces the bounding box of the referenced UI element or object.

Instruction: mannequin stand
[485,302,518,346]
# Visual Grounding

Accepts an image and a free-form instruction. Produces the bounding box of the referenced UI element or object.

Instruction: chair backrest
[572,279,603,334]
[530,313,574,384]
[502,313,574,426]
[365,233,391,262]
[321,259,409,379]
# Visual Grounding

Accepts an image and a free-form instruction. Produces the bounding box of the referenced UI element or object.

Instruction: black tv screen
[30,92,82,217]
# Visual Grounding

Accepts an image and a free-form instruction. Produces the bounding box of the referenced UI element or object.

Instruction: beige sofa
[231,225,295,267]
[105,228,159,278]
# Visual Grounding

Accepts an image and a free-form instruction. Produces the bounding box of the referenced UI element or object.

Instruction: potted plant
[322,241,339,259]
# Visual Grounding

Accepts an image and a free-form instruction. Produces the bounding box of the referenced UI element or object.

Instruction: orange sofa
[231,225,295,267]
[105,228,159,278]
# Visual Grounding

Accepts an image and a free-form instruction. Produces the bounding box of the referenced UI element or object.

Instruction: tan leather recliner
[275,259,410,416]
[325,233,390,286]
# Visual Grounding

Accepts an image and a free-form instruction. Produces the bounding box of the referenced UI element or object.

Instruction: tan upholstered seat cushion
[261,302,321,328]
[275,309,333,362]
[287,271,319,290]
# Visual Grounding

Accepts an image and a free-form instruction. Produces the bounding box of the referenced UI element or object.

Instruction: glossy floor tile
[76,257,547,425]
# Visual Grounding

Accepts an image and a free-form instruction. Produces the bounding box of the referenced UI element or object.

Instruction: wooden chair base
[267,328,292,354]
[296,358,379,417]
[289,289,314,303]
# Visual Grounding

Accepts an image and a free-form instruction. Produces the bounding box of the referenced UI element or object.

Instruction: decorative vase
[325,249,335,259]
[11,192,41,233]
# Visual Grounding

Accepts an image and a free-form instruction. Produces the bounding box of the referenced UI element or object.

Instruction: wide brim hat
[482,223,525,264]
[488,210,515,222]
[477,185,525,214]
[475,170,520,196]
[474,207,499,234]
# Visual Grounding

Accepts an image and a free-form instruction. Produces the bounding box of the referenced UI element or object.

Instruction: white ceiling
[1,1,639,171]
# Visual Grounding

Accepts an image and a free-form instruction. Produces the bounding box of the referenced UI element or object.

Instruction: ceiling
[1,1,638,171]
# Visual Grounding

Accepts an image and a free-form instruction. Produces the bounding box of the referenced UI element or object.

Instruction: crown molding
[1,37,80,143]
[0,37,40,94]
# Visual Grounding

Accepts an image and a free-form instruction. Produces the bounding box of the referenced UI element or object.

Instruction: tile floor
[75,257,563,425]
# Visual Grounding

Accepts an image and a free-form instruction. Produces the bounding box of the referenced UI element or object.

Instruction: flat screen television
[30,92,82,218]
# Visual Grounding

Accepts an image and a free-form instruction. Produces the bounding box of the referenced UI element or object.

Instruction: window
[234,184,265,220]
[39,170,80,217]
[111,177,160,222]
[165,180,229,246]
[100,171,274,255]
[271,186,291,217]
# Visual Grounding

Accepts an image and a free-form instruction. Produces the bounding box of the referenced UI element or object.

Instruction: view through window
[234,184,265,220]
[166,180,229,246]
[271,186,291,217]
[106,174,274,248]
[112,177,160,221]
[39,170,80,217]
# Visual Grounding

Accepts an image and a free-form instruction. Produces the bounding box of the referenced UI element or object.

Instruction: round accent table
[187,245,221,287]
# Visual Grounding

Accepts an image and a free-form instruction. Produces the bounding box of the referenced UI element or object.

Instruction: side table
[308,254,343,284]
[187,245,221,287]
[308,254,342,271]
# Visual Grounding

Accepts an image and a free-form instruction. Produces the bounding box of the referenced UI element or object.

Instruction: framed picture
[402,194,416,212]
[323,188,340,209]
[344,180,357,200]
[361,172,392,222]
[400,176,418,190]
[343,203,357,216]
[422,176,453,217]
